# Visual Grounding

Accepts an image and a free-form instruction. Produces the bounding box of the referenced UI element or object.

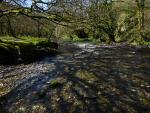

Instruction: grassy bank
[0,36,58,64]
[61,35,150,47]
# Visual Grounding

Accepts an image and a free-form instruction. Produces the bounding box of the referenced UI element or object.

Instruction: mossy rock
[37,41,58,49]
[0,42,19,64]
[75,70,98,83]
[0,37,58,64]
[4,41,39,62]
[19,42,38,62]
[50,80,63,89]
[48,77,66,89]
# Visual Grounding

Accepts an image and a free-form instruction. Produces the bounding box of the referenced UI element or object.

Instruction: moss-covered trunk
[135,0,145,42]
[6,15,16,38]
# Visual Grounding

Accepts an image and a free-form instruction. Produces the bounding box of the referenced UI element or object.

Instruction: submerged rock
[50,80,63,89]
[47,77,66,89]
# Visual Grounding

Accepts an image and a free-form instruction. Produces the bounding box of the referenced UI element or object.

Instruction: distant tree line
[0,0,150,44]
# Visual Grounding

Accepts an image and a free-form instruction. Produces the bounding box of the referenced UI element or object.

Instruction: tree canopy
[0,0,150,44]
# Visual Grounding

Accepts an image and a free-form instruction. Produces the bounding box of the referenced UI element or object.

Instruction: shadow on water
[0,43,150,113]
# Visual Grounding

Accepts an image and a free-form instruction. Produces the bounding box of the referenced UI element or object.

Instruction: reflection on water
[0,43,150,113]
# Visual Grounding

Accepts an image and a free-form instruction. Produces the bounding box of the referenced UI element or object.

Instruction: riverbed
[0,43,150,113]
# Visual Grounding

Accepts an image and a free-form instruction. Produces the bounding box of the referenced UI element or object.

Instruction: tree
[135,0,145,41]
[6,14,16,37]
[87,0,117,42]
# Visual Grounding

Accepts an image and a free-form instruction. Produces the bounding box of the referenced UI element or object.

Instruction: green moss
[0,43,9,50]
[0,36,57,49]
[47,77,67,89]
[142,41,150,46]
[0,42,19,52]
[20,36,47,45]
[75,70,98,83]
[0,36,47,45]
[49,80,63,89]
[0,36,58,64]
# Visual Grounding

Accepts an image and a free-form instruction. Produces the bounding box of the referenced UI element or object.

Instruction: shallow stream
[0,43,150,113]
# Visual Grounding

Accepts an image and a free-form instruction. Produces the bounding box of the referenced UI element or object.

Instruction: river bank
[0,36,58,64]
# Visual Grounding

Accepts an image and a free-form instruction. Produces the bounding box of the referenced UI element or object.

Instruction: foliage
[0,0,150,45]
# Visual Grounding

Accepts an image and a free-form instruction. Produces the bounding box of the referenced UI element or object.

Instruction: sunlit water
[0,43,150,113]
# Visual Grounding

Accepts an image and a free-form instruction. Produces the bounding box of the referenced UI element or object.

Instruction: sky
[26,0,50,7]
[26,0,32,7]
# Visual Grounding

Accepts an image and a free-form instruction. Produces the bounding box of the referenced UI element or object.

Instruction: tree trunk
[37,20,41,38]
[0,21,3,35]
[6,15,16,38]
[135,0,145,40]
[140,0,145,37]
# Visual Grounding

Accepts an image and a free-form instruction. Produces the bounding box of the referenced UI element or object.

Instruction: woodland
[0,1,150,113]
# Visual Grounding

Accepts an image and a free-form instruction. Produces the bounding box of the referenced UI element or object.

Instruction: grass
[0,36,51,51]
[19,36,47,45]
[0,36,58,64]
[61,34,102,44]
[142,41,150,46]
[0,36,48,45]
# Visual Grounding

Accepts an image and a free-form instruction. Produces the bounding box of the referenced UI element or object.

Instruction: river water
[0,43,150,113]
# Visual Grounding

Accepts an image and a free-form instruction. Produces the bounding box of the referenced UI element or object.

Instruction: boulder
[0,40,58,64]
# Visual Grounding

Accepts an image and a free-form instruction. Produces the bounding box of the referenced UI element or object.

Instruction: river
[0,43,150,113]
